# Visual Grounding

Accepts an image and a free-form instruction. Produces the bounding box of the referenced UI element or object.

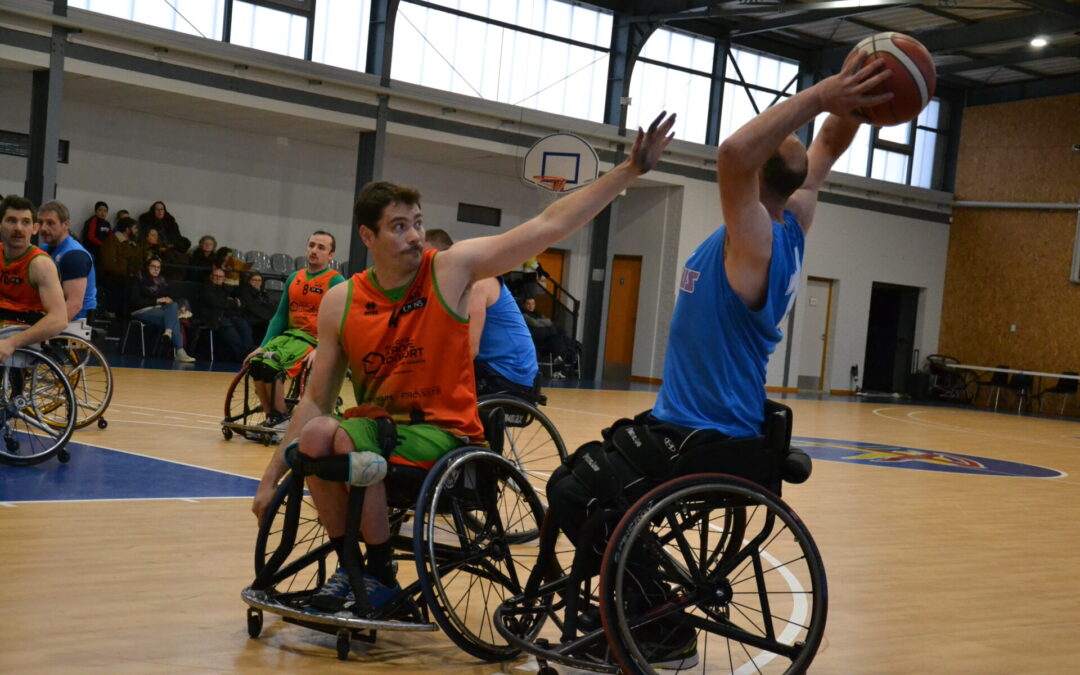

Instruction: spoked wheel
[224,366,266,435]
[0,349,76,466]
[599,474,827,675]
[42,335,113,429]
[477,396,567,496]
[414,448,547,662]
[254,472,331,595]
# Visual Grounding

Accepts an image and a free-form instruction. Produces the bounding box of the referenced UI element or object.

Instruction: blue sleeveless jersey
[42,235,97,319]
[477,282,539,387]
[652,211,804,438]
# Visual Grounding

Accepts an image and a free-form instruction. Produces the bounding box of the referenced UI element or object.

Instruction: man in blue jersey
[545,52,892,667]
[424,228,539,399]
[37,200,98,322]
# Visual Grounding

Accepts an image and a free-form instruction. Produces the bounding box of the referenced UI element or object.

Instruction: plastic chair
[293,255,306,270]
[1035,372,1079,415]
[269,253,294,275]
[1005,372,1035,413]
[982,366,1011,411]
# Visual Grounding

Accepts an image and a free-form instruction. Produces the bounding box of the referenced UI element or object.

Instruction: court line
[0,496,252,505]
[84,418,228,433]
[873,407,1080,450]
[110,402,220,419]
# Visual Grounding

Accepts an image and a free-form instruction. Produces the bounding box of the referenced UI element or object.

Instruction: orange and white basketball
[851,32,936,126]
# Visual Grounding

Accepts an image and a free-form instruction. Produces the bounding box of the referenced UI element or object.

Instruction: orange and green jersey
[0,243,49,321]
[259,267,344,347]
[340,249,484,445]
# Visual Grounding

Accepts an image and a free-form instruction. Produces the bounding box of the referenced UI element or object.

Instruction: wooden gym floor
[1,366,1078,673]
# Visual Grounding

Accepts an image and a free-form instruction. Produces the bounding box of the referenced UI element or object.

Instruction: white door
[798,278,832,391]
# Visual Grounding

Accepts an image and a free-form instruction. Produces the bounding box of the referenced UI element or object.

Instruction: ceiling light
[1030,37,1048,48]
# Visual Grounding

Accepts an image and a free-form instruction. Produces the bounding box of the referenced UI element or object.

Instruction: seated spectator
[129,258,195,363]
[522,296,577,377]
[99,217,144,314]
[81,201,111,259]
[113,209,130,231]
[199,267,253,362]
[142,226,166,262]
[214,246,251,286]
[238,272,275,340]
[138,201,181,245]
[188,235,217,281]
[162,236,191,281]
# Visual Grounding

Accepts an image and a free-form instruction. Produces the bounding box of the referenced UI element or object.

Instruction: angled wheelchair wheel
[414,448,547,662]
[254,472,332,595]
[599,474,827,675]
[477,396,567,496]
[0,348,76,466]
[223,366,265,437]
[42,335,113,429]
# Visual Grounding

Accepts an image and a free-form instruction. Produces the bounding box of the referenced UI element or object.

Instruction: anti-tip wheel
[58,449,71,463]
[222,427,233,440]
[246,607,263,638]
[97,418,108,429]
[336,629,351,660]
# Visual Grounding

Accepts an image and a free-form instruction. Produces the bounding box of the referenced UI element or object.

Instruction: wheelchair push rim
[599,473,828,675]
[0,348,77,466]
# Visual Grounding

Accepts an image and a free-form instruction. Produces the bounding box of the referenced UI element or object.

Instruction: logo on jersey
[1,272,26,286]
[364,301,378,316]
[363,337,426,374]
[795,436,1064,478]
[400,297,427,315]
[679,268,700,293]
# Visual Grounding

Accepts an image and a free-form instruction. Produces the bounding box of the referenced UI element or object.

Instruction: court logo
[793,436,1065,478]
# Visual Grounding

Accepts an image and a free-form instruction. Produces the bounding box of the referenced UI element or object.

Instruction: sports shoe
[174,347,195,363]
[362,574,401,610]
[643,620,699,670]
[309,567,355,612]
[177,309,193,319]
[163,328,173,340]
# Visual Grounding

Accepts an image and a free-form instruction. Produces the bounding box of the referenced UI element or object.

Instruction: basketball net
[532,175,568,209]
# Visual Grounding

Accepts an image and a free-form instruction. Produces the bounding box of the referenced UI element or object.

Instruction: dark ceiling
[587,0,1080,104]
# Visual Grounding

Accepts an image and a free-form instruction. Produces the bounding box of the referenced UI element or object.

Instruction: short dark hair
[761,149,808,201]
[0,195,36,222]
[425,228,454,251]
[38,200,70,223]
[198,235,217,249]
[311,230,336,252]
[118,216,138,234]
[95,201,108,211]
[353,181,421,234]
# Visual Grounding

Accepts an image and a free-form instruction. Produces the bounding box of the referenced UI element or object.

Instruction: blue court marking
[794,436,1065,478]
[0,438,257,503]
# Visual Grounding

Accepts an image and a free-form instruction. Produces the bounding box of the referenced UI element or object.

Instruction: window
[229,1,308,59]
[627,28,714,144]
[311,0,372,72]
[392,0,611,121]
[68,0,225,39]
[719,47,800,142]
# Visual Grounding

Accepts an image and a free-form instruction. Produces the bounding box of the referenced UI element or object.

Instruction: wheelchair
[926,354,978,403]
[40,320,114,430]
[493,402,828,674]
[477,390,568,497]
[221,361,309,445]
[241,409,548,662]
[0,325,77,466]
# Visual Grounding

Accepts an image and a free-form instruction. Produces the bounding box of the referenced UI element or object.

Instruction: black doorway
[863,282,920,393]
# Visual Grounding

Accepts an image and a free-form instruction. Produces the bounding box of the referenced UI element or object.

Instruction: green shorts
[338,416,463,470]
[252,330,315,379]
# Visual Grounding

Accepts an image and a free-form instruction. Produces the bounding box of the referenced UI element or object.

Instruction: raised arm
[786,113,862,232]
[467,277,500,359]
[251,282,349,521]
[434,112,676,316]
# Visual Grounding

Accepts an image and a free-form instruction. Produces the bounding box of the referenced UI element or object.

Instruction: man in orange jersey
[0,195,69,361]
[243,231,344,427]
[252,113,676,612]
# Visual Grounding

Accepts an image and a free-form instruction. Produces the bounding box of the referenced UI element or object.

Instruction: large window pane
[870,149,909,183]
[918,99,941,129]
[877,122,911,144]
[394,2,608,121]
[230,2,307,59]
[69,0,224,39]
[312,0,371,71]
[911,129,938,189]
[626,63,709,144]
[424,0,611,47]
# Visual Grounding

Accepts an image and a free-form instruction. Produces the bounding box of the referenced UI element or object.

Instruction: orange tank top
[340,249,484,443]
[0,243,49,319]
[288,268,342,337]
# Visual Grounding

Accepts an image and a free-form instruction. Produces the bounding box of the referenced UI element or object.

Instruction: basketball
[850,32,936,126]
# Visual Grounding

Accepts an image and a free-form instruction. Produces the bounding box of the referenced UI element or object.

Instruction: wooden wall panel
[939,93,1080,373]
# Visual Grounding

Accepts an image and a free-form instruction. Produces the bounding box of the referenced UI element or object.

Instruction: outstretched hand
[818,52,893,121]
[628,111,677,175]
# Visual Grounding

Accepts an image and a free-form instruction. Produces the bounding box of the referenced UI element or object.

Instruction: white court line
[873,406,1080,451]
[544,405,615,419]
[111,402,219,419]
[1,502,15,507]
[164,416,187,421]
[129,411,154,417]
[60,438,263,483]
[88,419,222,432]
[0,496,252,505]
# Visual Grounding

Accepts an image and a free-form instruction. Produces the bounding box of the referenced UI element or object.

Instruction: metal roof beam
[938,43,1080,75]
[729,3,919,37]
[1013,0,1080,20]
[966,72,1080,104]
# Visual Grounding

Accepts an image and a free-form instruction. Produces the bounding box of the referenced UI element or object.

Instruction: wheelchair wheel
[0,348,77,466]
[223,366,265,433]
[43,335,113,429]
[414,448,547,662]
[599,474,827,675]
[254,472,332,595]
[477,396,567,495]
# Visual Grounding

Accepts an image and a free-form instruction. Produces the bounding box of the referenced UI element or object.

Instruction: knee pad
[248,358,283,383]
[285,443,387,487]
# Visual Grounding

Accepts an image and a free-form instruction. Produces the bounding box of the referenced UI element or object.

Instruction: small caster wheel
[246,607,263,638]
[538,667,558,675]
[222,427,233,441]
[336,629,351,660]
[58,449,71,463]
[97,418,108,429]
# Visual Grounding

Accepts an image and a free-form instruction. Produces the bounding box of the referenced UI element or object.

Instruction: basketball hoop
[533,175,568,192]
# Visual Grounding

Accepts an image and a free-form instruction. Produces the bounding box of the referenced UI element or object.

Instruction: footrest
[241,587,436,632]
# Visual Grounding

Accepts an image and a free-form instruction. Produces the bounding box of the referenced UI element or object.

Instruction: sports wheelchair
[477,390,567,496]
[40,320,114,430]
[0,325,77,466]
[241,404,550,661]
[493,401,827,674]
[221,362,310,445]
[925,354,978,404]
